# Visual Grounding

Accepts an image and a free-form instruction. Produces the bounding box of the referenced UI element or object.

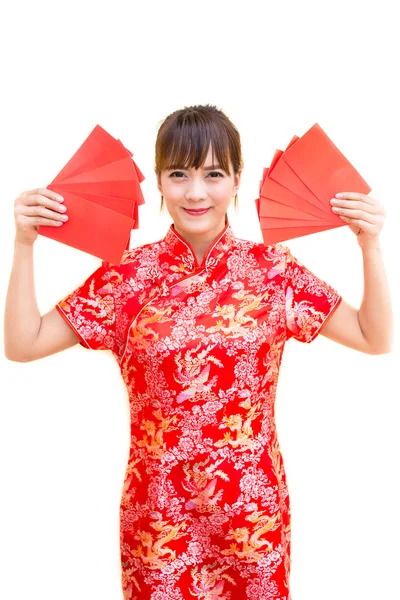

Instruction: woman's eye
[169,170,223,178]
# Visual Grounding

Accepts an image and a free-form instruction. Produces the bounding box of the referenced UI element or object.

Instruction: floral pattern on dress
[56,220,342,600]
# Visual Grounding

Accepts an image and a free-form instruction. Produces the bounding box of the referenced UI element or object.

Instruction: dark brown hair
[155,104,243,214]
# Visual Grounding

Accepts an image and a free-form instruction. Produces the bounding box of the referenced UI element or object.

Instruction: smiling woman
[154,105,244,262]
[5,102,393,600]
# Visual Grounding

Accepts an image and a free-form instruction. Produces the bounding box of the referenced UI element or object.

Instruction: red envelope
[51,128,145,208]
[260,196,325,222]
[39,190,133,264]
[259,224,338,246]
[80,191,140,229]
[50,191,136,220]
[52,179,143,208]
[62,190,140,230]
[38,125,145,264]
[52,125,125,182]
[255,123,370,244]
[260,166,336,222]
[282,123,371,203]
[60,156,138,184]
[259,215,339,229]
[268,150,327,215]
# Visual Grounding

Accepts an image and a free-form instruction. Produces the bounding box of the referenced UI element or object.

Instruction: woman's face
[156,145,242,239]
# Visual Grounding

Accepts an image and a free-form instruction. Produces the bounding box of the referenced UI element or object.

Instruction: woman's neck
[173,218,228,266]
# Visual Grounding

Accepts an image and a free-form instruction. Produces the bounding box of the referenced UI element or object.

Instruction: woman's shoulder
[103,238,166,299]
[227,236,290,284]
[109,237,165,268]
[234,235,290,262]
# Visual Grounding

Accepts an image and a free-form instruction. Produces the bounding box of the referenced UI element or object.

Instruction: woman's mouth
[183,208,210,216]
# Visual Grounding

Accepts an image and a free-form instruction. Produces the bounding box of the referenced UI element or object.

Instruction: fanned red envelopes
[38,125,145,265]
[255,123,371,245]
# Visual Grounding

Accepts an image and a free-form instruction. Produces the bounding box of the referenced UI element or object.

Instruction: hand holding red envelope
[255,123,371,245]
[38,125,145,265]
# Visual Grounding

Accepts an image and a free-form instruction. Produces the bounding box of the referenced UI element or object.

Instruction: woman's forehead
[164,146,233,172]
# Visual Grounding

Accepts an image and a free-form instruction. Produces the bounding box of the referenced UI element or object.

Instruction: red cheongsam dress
[55,219,342,600]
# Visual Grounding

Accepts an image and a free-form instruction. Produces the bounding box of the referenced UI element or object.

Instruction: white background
[1,1,399,599]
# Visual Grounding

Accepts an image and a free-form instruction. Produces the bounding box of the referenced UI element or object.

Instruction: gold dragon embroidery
[206,289,269,337]
[131,512,188,570]
[214,392,262,451]
[221,507,281,563]
[261,338,285,387]
[128,304,173,350]
[136,409,178,460]
[120,457,142,508]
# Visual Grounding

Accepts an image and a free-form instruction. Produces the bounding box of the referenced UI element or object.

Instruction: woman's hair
[155,104,243,214]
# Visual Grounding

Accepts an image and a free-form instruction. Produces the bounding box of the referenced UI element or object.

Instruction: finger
[331,208,380,224]
[27,188,64,203]
[330,199,381,215]
[16,204,69,222]
[21,193,67,213]
[20,215,64,228]
[339,214,380,230]
[335,192,375,204]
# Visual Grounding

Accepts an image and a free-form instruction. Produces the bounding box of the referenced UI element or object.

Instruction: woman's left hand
[330,192,386,251]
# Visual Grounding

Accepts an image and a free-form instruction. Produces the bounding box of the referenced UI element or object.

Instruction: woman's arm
[320,192,393,355]
[4,188,79,362]
[320,241,393,354]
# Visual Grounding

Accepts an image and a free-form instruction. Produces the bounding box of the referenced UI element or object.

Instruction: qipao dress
[55,219,342,600]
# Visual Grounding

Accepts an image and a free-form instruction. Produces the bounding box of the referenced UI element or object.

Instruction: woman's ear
[155,169,162,194]
[234,168,243,192]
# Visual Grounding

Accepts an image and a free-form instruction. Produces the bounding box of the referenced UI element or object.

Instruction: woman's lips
[183,208,210,215]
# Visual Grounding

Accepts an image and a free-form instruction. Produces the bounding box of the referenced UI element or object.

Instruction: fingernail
[336,193,343,198]
[57,195,64,202]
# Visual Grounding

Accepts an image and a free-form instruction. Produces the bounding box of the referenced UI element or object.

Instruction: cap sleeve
[55,260,115,351]
[283,246,342,343]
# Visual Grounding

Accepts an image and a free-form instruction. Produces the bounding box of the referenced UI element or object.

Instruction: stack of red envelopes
[255,123,371,245]
[38,124,145,265]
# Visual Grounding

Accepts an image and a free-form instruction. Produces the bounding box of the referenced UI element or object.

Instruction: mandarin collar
[163,218,236,271]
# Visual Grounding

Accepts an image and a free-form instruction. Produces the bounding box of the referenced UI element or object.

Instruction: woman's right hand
[14,188,68,245]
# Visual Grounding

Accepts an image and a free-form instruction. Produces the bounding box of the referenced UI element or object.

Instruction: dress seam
[119,266,208,368]
[305,292,343,343]
[55,303,91,349]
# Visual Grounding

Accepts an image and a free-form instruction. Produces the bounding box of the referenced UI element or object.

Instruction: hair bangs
[156,109,234,176]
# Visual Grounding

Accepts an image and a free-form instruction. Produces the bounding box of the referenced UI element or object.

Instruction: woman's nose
[185,177,207,200]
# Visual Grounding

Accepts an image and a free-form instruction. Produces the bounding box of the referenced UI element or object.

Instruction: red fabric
[284,247,342,342]
[56,223,342,600]
[56,260,115,351]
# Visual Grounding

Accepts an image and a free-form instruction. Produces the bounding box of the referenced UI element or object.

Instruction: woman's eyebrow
[167,164,223,171]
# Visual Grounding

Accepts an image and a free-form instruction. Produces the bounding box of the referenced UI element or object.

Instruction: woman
[5,105,393,600]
